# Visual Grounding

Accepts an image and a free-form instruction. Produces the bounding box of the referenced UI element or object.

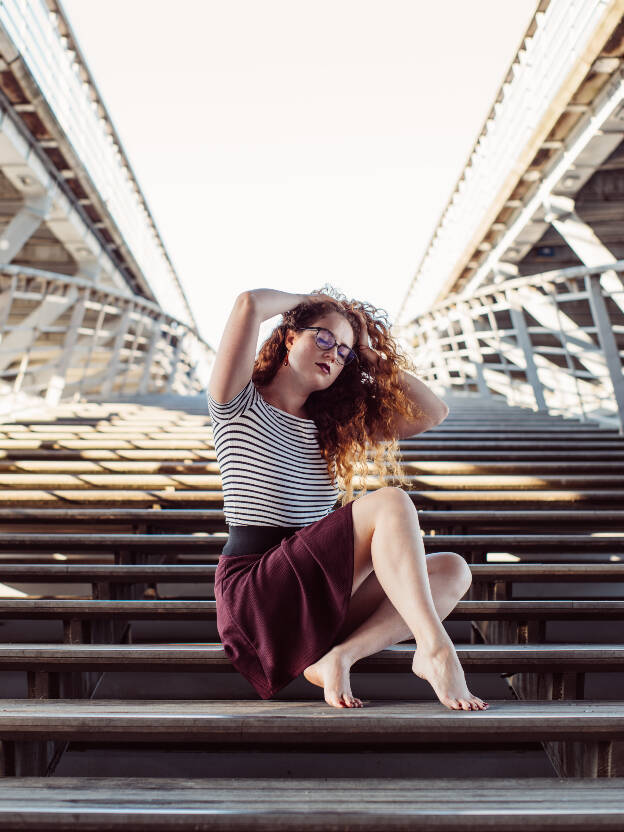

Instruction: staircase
[0,391,623,828]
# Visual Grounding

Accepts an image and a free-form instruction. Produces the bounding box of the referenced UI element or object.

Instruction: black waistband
[221,524,304,556]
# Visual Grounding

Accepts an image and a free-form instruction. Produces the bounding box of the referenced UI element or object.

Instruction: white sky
[60,0,537,350]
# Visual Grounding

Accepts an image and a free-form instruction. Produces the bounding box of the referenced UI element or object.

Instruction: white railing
[406,263,624,433]
[0,265,212,405]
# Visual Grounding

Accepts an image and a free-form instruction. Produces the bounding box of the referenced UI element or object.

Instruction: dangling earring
[283,351,289,366]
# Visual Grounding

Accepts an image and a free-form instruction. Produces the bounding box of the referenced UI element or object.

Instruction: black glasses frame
[295,327,359,365]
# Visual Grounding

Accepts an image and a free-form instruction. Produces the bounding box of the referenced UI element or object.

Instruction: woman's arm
[353,308,448,440]
[361,345,448,438]
[248,288,336,322]
[249,288,310,322]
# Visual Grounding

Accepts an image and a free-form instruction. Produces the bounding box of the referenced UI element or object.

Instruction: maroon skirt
[214,500,355,699]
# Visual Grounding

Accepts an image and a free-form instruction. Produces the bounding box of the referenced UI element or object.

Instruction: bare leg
[341,564,473,671]
[304,558,487,710]
[304,488,489,711]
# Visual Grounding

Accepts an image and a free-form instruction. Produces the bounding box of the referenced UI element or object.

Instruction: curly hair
[251,284,425,506]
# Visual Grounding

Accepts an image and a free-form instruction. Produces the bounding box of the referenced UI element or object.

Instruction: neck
[257,367,311,418]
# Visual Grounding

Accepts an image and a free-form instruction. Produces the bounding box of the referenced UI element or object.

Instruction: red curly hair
[251,284,425,505]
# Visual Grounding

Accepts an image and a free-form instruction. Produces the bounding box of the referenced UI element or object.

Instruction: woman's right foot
[412,638,489,711]
[303,647,363,709]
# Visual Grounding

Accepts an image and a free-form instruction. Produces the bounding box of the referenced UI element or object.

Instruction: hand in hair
[350,307,383,370]
[303,292,340,306]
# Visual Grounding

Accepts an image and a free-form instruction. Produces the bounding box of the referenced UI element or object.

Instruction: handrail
[0,0,195,328]
[406,263,624,434]
[0,265,213,405]
[0,264,202,337]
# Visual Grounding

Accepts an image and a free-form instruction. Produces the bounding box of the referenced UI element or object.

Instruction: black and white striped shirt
[206,379,340,526]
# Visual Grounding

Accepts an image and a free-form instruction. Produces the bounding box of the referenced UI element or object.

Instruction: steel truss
[0,265,212,406]
[407,262,624,434]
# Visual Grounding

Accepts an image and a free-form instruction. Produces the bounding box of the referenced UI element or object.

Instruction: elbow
[436,404,450,425]
[236,290,257,316]
[237,290,254,307]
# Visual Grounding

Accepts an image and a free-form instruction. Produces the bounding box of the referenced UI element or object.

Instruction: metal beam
[99,304,134,397]
[0,193,52,262]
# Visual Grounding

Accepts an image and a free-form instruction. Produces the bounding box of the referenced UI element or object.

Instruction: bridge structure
[0,1,623,828]
[398,0,624,434]
[0,0,212,415]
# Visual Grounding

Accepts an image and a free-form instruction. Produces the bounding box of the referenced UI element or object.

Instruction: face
[285,312,355,386]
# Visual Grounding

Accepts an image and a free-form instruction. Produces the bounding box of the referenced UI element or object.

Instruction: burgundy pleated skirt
[214,500,355,699]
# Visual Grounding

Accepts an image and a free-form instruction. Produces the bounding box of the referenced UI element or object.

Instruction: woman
[207,285,488,711]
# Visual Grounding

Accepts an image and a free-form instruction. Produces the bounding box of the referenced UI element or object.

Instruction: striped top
[206,378,340,526]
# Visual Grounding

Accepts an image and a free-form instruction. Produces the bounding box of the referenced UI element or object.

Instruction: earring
[283,351,289,366]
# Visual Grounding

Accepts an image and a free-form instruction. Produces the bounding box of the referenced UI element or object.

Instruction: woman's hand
[351,308,370,348]
[303,292,339,306]
[351,307,383,369]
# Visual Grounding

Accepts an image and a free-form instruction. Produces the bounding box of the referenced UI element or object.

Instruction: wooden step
[0,776,623,830]
[0,474,621,493]
[3,643,624,672]
[0,489,621,508]
[400,440,624,449]
[1,472,624,491]
[0,532,621,557]
[0,508,620,532]
[0,699,620,745]
[0,599,623,624]
[1,460,620,475]
[0,561,621,584]
[0,449,219,461]
[404,475,624,488]
[400,450,624,460]
[1,447,621,462]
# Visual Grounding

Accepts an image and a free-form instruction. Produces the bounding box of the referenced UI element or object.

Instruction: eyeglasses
[295,327,358,365]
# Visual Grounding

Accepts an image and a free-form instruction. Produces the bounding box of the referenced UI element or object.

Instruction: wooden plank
[471,563,624,581]
[0,561,620,583]
[0,599,623,622]
[3,473,624,490]
[399,440,624,448]
[0,532,621,552]
[0,777,623,830]
[0,699,620,744]
[0,507,620,528]
[0,447,621,461]
[400,450,624,460]
[0,643,620,673]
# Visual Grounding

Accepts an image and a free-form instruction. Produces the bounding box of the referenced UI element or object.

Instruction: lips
[316,363,330,375]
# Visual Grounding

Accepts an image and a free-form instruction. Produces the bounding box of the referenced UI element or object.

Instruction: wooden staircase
[0,391,623,828]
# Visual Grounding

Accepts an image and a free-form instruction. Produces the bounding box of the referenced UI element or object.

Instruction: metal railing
[398,0,622,320]
[0,265,212,405]
[0,0,194,326]
[406,262,624,433]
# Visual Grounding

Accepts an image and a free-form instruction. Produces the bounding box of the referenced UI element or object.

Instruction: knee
[453,553,472,593]
[375,485,415,514]
[438,552,472,594]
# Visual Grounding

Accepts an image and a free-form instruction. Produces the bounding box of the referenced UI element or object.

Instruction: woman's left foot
[303,647,363,708]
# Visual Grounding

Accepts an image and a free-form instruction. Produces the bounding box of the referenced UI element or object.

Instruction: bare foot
[412,640,489,711]
[303,647,363,708]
